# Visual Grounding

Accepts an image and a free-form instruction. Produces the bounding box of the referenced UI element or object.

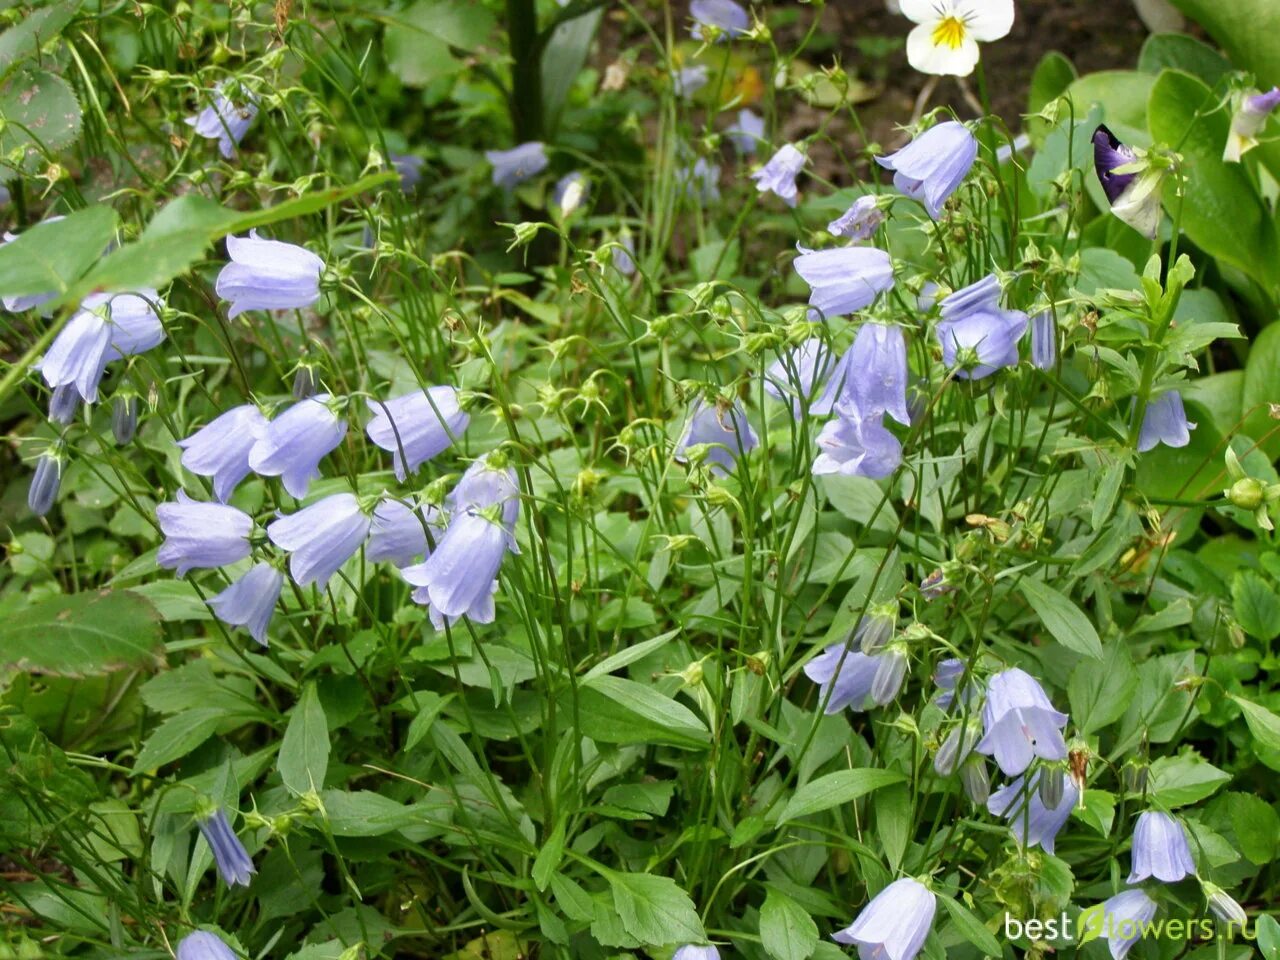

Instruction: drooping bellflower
[813,322,910,423]
[828,195,887,241]
[178,404,269,502]
[1223,86,1280,163]
[216,231,324,318]
[1127,810,1196,884]
[899,0,1015,77]
[49,384,79,424]
[366,386,468,481]
[673,947,721,960]
[1028,311,1056,370]
[1099,889,1158,960]
[1137,391,1195,453]
[936,275,1028,379]
[812,403,903,479]
[112,393,139,444]
[832,877,937,960]
[552,172,589,216]
[933,657,976,710]
[674,65,710,98]
[390,152,426,191]
[176,931,238,960]
[249,394,347,498]
[401,509,506,626]
[804,643,886,714]
[763,338,835,417]
[794,246,894,320]
[752,144,806,207]
[726,108,765,154]
[367,498,437,567]
[674,399,758,476]
[975,667,1069,776]
[195,807,255,887]
[690,0,749,41]
[1093,125,1165,239]
[876,121,978,219]
[870,646,908,705]
[37,290,165,403]
[987,770,1080,854]
[680,157,721,202]
[186,83,258,159]
[28,449,63,516]
[266,492,371,589]
[208,562,284,646]
[156,492,254,576]
[485,142,548,189]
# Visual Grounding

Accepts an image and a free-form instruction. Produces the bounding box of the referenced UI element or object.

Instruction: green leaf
[936,894,1002,957]
[541,8,602,132]
[0,66,82,175]
[760,885,820,960]
[1148,70,1280,293]
[1168,0,1280,85]
[1068,641,1138,734]
[1028,50,1077,119]
[1231,696,1280,752]
[1137,33,1230,86]
[1227,792,1279,864]
[606,871,705,947]
[777,769,906,824]
[0,1,79,80]
[1232,570,1280,642]
[0,205,117,300]
[1243,323,1280,460]
[1257,914,1280,960]
[0,589,161,677]
[133,708,224,772]
[532,818,566,892]
[1147,752,1231,808]
[575,675,710,750]
[279,682,330,796]
[1018,577,1103,659]
[583,629,679,681]
[875,783,911,872]
[320,790,441,837]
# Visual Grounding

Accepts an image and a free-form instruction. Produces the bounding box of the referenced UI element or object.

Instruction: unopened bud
[960,756,990,805]
[1203,883,1247,926]
[870,646,908,706]
[28,451,63,517]
[49,384,79,425]
[1227,477,1265,511]
[112,393,139,445]
[1038,767,1066,810]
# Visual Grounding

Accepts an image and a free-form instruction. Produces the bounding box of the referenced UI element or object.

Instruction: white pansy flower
[899,0,1015,77]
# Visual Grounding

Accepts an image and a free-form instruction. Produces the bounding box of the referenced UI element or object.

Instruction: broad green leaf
[1066,70,1153,147]
[133,708,224,772]
[0,205,117,300]
[1168,0,1280,85]
[1231,696,1280,752]
[607,871,705,946]
[532,818,566,892]
[0,588,161,676]
[542,8,602,132]
[1018,577,1103,659]
[777,769,905,824]
[385,26,460,88]
[821,475,899,535]
[0,708,98,846]
[937,894,1002,956]
[760,885,820,960]
[583,629,680,681]
[1148,70,1280,293]
[1232,570,1280,642]
[279,682,330,796]
[575,675,710,750]
[1227,792,1279,865]
[0,66,82,175]
[1242,323,1280,460]
[1028,51,1076,119]
[1146,753,1230,808]
[875,783,911,872]
[0,1,79,79]
[1257,915,1280,960]
[1068,641,1137,734]
[320,790,442,837]
[1137,33,1230,86]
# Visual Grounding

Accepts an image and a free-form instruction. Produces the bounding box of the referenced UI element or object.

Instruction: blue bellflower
[832,877,937,960]
[208,562,284,646]
[98,290,166,361]
[1100,889,1158,960]
[178,404,269,502]
[674,399,758,476]
[876,121,977,219]
[1028,311,1056,370]
[402,510,506,626]
[673,947,721,960]
[794,246,894,320]
[186,84,258,159]
[680,157,721,201]
[450,455,522,536]
[552,172,589,216]
[1128,811,1196,884]
[365,386,469,481]
[28,450,63,516]
[390,152,426,191]
[813,322,910,423]
[1137,391,1195,453]
[976,667,1069,776]
[267,492,371,589]
[804,643,888,714]
[936,275,1028,379]
[691,0,749,40]
[763,338,835,417]
[828,195,886,241]
[367,498,437,567]
[196,807,255,886]
[726,108,765,154]
[485,142,548,189]
[216,231,324,319]
[674,65,710,98]
[49,383,79,424]
[37,290,165,403]
[933,657,977,710]
[157,492,253,576]
[812,403,903,479]
[752,143,806,207]
[176,931,238,960]
[987,770,1080,854]
[249,394,347,499]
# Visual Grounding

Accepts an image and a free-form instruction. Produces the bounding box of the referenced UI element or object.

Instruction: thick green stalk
[506,0,544,143]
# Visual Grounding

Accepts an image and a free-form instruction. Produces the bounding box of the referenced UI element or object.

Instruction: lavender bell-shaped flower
[208,562,284,646]
[933,720,981,775]
[870,646,908,705]
[936,275,1028,380]
[176,931,238,960]
[876,121,978,219]
[195,807,255,886]
[391,152,426,191]
[854,603,897,653]
[691,0,749,40]
[674,65,710,98]
[987,770,1080,854]
[813,322,910,423]
[673,947,721,960]
[1224,86,1280,162]
[267,492,371,589]
[674,399,758,476]
[975,667,1069,776]
[933,657,976,710]
[186,83,258,159]
[49,384,79,424]
[804,643,881,714]
[752,143,806,207]
[1099,889,1158,960]
[726,108,765,154]
[1128,811,1196,884]
[680,157,721,201]
[763,338,835,417]
[794,246,894,320]
[215,231,324,318]
[28,449,63,517]
[367,498,437,566]
[1028,311,1056,370]
[35,307,112,403]
[157,492,254,576]
[612,230,637,276]
[1137,391,1195,453]
[401,510,507,626]
[832,877,937,960]
[100,290,166,360]
[178,404,270,502]
[451,454,522,531]
[365,386,468,481]
[485,142,548,189]
[828,195,887,241]
[1093,125,1164,239]
[552,172,589,216]
[249,394,347,498]
[812,402,903,479]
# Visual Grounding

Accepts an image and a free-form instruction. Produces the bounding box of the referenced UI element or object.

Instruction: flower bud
[1227,477,1265,511]
[292,362,319,400]
[870,646,908,706]
[49,384,79,425]
[855,602,897,653]
[112,393,139,445]
[960,756,990,805]
[28,451,63,517]
[1203,883,1247,927]
[934,721,980,776]
[1038,766,1066,810]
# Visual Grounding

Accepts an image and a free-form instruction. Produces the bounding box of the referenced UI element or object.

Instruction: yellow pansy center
[931,15,967,50]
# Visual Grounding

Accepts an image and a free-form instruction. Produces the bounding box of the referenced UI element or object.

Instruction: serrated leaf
[0,588,161,676]
[1231,696,1280,752]
[0,1,79,79]
[607,871,705,946]
[760,885,819,960]
[0,66,82,175]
